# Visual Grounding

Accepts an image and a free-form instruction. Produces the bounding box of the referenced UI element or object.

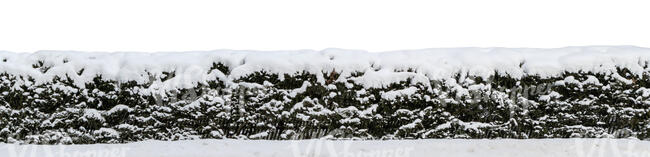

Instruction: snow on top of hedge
[1,46,650,89]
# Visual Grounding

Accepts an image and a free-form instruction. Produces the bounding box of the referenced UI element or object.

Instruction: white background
[1,0,650,52]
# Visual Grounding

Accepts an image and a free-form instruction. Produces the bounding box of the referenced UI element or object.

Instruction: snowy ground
[2,139,650,157]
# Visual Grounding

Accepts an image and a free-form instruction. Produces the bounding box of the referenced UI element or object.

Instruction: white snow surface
[2,139,649,157]
[1,46,650,90]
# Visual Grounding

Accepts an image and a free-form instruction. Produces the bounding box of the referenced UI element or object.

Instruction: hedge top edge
[1,46,649,89]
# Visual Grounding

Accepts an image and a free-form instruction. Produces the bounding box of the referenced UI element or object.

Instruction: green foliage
[1,65,650,144]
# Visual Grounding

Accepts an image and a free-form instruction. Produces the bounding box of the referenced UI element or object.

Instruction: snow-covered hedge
[1,46,650,144]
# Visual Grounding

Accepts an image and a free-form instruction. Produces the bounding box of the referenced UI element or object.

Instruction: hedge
[1,48,650,144]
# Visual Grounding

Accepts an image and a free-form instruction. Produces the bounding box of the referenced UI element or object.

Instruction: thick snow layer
[2,46,650,90]
[1,139,649,157]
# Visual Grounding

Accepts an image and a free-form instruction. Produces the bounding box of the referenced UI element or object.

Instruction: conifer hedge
[1,61,650,144]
